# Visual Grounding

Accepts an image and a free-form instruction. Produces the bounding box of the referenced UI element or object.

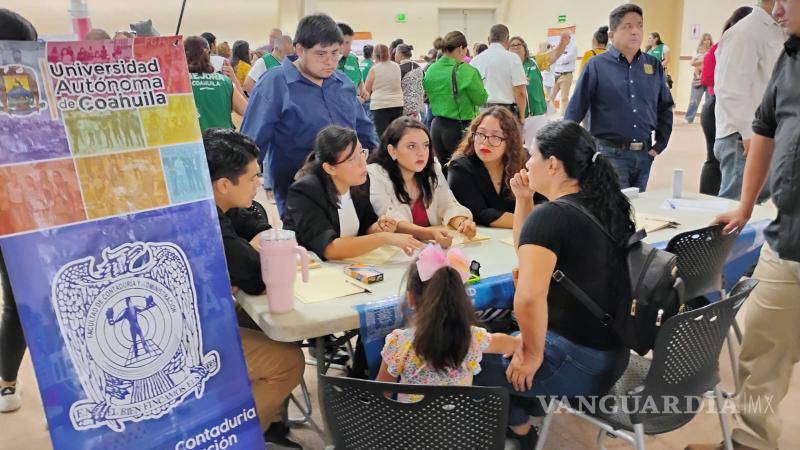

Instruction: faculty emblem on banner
[0,63,47,116]
[51,241,220,432]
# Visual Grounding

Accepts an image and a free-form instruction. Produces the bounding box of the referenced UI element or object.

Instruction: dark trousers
[372,107,404,140]
[0,249,26,382]
[699,94,721,196]
[431,116,470,165]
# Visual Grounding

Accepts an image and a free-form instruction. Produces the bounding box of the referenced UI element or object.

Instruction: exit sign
[395,13,407,23]
[558,15,567,23]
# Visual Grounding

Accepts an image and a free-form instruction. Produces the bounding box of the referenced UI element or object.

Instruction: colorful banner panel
[0,38,263,450]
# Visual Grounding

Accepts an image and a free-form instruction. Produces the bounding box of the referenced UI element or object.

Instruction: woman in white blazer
[367,116,476,248]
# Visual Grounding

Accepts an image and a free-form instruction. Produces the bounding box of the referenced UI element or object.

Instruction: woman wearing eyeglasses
[448,107,528,229]
[283,125,423,261]
[368,117,477,248]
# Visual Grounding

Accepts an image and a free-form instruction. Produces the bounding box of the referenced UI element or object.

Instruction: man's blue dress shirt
[565,46,674,153]
[241,58,377,214]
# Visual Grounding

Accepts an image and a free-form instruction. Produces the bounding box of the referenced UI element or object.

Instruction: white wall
[673,0,754,110]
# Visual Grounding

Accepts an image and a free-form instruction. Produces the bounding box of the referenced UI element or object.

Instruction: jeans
[0,249,26,382]
[684,84,706,123]
[363,100,380,145]
[715,133,770,202]
[475,331,629,426]
[699,95,720,195]
[596,143,654,191]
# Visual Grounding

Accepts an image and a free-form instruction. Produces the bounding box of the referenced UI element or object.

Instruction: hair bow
[416,244,470,283]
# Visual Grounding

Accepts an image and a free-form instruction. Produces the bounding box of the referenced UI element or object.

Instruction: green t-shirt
[261,53,282,70]
[190,72,233,131]
[647,44,666,64]
[422,56,488,121]
[360,58,374,80]
[338,53,362,88]
[523,58,547,117]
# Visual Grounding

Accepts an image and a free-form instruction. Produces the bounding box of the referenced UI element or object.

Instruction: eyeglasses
[336,148,369,165]
[509,43,524,49]
[473,131,506,147]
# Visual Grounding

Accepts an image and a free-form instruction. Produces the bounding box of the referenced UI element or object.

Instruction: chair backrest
[627,278,758,426]
[665,224,740,300]
[319,374,509,450]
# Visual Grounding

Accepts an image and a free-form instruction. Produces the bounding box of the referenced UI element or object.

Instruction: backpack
[552,198,686,356]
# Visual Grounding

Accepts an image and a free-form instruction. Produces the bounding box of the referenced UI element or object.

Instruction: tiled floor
[3,116,800,449]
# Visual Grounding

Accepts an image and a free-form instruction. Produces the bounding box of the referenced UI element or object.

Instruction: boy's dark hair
[406,260,476,372]
[300,125,359,207]
[203,128,259,184]
[337,22,354,37]
[200,32,216,47]
[362,44,374,59]
[295,13,343,49]
[609,3,643,31]
[488,24,510,43]
[368,116,437,208]
[0,9,37,41]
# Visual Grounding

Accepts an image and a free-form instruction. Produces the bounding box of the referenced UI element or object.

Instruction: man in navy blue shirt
[565,3,674,191]
[241,13,377,214]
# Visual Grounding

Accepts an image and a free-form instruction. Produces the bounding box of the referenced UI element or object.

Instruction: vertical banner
[0,38,264,449]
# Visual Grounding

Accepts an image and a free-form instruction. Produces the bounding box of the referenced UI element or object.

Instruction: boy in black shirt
[204,128,304,449]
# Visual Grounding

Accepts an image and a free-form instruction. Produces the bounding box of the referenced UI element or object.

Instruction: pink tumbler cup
[259,229,310,313]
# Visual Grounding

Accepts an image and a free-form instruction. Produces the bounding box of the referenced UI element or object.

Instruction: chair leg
[596,429,608,450]
[726,330,740,395]
[288,377,313,425]
[534,398,559,450]
[732,319,743,343]
[714,386,734,450]
[632,423,646,450]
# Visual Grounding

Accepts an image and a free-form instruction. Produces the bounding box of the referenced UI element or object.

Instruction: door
[438,8,497,49]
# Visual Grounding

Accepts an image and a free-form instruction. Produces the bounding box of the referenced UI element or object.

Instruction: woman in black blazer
[283,125,422,260]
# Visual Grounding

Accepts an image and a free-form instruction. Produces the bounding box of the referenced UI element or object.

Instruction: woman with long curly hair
[448,106,527,228]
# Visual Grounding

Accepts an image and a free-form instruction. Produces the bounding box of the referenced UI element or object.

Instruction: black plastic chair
[665,223,743,393]
[535,278,759,450]
[665,224,739,302]
[319,374,509,450]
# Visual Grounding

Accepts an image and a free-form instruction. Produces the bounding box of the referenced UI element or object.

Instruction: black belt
[596,138,646,151]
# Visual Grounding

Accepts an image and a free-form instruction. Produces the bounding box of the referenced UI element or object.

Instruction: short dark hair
[594,26,610,46]
[433,31,468,53]
[609,3,643,31]
[0,9,37,41]
[295,13,343,49]
[395,44,413,58]
[337,22,354,37]
[362,44,374,59]
[488,24,510,43]
[203,128,260,184]
[200,32,216,47]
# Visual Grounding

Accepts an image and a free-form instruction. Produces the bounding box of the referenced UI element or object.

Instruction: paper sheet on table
[430,226,491,246]
[500,237,515,246]
[635,213,681,233]
[295,267,367,303]
[342,246,401,266]
[661,198,730,213]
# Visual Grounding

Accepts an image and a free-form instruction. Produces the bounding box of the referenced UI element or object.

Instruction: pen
[666,200,676,210]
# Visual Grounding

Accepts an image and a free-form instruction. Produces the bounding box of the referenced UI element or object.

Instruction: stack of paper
[294,267,368,303]
[635,213,681,233]
[342,246,401,266]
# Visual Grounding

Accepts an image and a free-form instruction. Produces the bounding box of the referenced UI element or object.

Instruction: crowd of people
[1,1,799,449]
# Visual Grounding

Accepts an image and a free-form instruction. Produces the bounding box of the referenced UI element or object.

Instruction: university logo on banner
[0,38,264,449]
